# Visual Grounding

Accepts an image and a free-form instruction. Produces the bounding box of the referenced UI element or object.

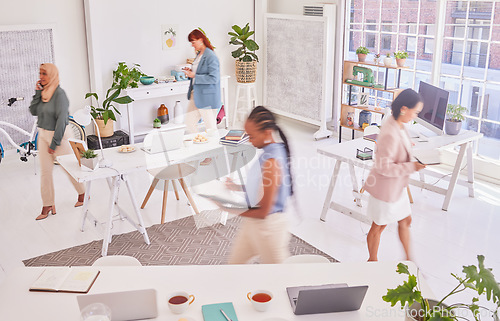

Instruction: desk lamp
[73,106,113,168]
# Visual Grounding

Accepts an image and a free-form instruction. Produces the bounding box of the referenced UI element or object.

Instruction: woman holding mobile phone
[29,63,85,220]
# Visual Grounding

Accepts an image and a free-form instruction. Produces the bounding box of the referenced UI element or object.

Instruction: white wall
[0,0,90,114]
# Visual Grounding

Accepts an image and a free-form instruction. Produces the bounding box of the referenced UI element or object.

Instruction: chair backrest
[363,125,381,137]
[92,255,142,266]
[283,254,331,264]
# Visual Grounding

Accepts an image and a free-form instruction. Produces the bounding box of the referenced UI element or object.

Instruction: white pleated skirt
[367,190,411,225]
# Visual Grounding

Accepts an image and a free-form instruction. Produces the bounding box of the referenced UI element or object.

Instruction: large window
[346,0,500,160]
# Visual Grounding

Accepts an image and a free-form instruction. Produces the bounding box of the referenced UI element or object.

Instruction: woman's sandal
[35,206,56,221]
[74,193,86,207]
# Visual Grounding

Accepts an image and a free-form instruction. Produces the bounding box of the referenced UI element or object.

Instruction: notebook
[286,284,368,315]
[30,267,99,293]
[76,288,158,321]
[413,149,441,165]
[202,302,238,321]
[141,125,186,154]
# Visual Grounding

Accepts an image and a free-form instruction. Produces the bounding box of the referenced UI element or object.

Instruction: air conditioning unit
[303,5,324,17]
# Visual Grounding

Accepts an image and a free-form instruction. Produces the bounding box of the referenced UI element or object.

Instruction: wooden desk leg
[407,186,414,204]
[320,160,342,222]
[442,142,467,211]
[102,176,120,257]
[348,163,362,207]
[466,142,475,198]
[81,181,92,232]
[123,175,150,245]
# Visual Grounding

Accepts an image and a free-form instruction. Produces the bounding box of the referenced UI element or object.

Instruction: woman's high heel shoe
[35,206,56,221]
[75,193,86,207]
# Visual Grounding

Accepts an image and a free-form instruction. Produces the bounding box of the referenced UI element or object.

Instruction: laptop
[141,125,186,154]
[286,284,368,315]
[76,288,158,321]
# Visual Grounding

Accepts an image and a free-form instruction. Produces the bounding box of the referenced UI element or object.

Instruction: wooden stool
[141,163,199,224]
[232,83,257,125]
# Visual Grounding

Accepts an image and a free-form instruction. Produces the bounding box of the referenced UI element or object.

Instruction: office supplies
[286,284,368,315]
[202,302,238,321]
[141,125,186,154]
[220,309,232,321]
[77,289,158,321]
[356,147,373,160]
[30,267,99,293]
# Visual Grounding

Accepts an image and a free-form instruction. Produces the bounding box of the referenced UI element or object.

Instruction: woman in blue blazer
[183,29,221,136]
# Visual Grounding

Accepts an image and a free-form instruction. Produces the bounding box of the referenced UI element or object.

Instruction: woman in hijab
[29,63,85,220]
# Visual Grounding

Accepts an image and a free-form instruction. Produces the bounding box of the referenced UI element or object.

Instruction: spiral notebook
[202,302,239,321]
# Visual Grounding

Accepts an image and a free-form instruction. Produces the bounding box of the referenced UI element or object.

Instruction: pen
[220,308,232,321]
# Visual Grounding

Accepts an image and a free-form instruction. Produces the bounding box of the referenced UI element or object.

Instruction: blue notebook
[201,302,239,321]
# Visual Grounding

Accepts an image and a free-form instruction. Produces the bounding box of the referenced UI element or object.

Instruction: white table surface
[0,262,433,321]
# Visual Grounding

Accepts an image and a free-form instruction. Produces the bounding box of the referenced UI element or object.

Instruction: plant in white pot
[384,53,393,66]
[445,103,468,135]
[356,46,370,62]
[80,149,99,171]
[85,62,145,137]
[228,23,259,83]
[394,50,409,67]
[383,255,500,321]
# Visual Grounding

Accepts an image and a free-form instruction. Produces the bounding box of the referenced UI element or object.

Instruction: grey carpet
[23,215,337,266]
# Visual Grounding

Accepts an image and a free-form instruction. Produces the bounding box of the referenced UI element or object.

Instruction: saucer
[193,140,209,144]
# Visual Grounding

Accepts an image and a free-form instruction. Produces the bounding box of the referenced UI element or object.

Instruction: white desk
[318,130,483,223]
[57,133,254,256]
[0,262,432,320]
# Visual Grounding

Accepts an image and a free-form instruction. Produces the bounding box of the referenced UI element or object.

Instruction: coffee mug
[247,290,273,312]
[167,291,195,314]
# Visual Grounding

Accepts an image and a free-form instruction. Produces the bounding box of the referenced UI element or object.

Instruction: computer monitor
[416,81,449,135]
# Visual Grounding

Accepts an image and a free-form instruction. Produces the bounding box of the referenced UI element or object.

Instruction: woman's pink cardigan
[364,116,416,202]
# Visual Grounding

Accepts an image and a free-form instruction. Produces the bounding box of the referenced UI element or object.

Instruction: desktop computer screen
[416,81,449,134]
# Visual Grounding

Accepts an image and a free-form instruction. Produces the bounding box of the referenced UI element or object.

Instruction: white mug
[247,289,273,312]
[167,291,195,314]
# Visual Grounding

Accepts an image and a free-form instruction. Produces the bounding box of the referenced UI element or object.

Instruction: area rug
[23,215,337,266]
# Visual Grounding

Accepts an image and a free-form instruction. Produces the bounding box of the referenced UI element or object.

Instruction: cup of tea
[247,290,273,312]
[167,291,195,314]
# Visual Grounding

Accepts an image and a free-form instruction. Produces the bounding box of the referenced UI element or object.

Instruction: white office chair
[283,254,331,264]
[141,163,200,224]
[92,255,142,266]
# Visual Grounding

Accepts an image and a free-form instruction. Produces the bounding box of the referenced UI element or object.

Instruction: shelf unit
[340,60,406,143]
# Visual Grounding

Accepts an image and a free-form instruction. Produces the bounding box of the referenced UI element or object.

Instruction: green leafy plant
[394,50,409,59]
[356,46,370,55]
[228,23,259,62]
[153,118,161,123]
[447,104,468,122]
[85,63,146,125]
[383,255,500,321]
[81,149,98,159]
[386,53,391,57]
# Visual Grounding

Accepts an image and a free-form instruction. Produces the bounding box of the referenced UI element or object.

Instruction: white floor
[1,118,499,307]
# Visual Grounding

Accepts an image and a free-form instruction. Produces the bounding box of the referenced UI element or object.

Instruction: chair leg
[161,180,169,224]
[178,178,200,215]
[141,178,159,209]
[407,186,414,204]
[172,180,180,200]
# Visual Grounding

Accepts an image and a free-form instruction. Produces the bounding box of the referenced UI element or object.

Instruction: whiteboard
[264,14,333,126]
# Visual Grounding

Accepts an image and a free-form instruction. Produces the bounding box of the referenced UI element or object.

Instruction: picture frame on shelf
[357,92,369,107]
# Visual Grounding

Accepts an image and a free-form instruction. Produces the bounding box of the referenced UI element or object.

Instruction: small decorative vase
[153,120,161,129]
[346,111,355,127]
[157,104,169,124]
[396,58,406,67]
[357,53,367,62]
[445,120,462,135]
[359,110,372,128]
[174,100,184,124]
[383,57,393,67]
[373,58,380,65]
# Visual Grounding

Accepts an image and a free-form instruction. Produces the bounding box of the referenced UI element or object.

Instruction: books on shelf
[29,267,100,293]
[202,302,239,321]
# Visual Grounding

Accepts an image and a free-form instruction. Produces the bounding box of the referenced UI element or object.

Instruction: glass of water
[80,303,111,321]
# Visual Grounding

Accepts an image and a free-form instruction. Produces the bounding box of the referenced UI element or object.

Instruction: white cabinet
[120,76,230,144]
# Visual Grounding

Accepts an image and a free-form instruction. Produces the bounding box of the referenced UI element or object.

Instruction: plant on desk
[85,62,145,137]
[394,50,409,67]
[445,104,468,135]
[356,46,370,62]
[80,149,98,171]
[383,255,500,321]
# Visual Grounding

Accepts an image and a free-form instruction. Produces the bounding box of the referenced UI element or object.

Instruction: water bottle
[174,100,184,124]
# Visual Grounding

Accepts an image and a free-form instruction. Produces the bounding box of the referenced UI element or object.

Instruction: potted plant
[445,103,468,135]
[356,46,370,62]
[228,23,259,83]
[384,53,393,66]
[374,53,381,65]
[394,50,409,67]
[85,62,145,137]
[80,149,98,171]
[153,118,161,129]
[383,255,500,321]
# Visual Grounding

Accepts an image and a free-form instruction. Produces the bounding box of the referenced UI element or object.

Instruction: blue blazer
[187,48,221,110]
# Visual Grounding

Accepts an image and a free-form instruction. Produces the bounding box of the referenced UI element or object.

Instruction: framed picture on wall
[357,92,369,107]
[162,24,178,50]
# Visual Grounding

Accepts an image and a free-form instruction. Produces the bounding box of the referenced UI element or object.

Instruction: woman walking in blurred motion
[364,89,426,261]
[29,63,85,220]
[217,106,294,264]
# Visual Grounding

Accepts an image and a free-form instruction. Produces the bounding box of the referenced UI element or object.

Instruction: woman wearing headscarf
[29,63,85,220]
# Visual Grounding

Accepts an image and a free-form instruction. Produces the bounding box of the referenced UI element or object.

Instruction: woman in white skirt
[364,89,426,261]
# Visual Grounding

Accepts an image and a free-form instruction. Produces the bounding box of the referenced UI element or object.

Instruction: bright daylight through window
[346,0,500,160]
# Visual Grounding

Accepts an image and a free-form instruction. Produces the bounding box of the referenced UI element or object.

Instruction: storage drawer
[126,83,189,100]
